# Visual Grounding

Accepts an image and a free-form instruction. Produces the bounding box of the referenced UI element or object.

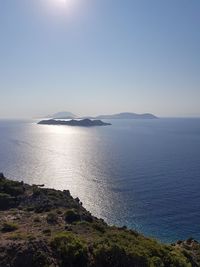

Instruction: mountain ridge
[46,111,158,120]
[94,112,158,119]
[46,111,77,119]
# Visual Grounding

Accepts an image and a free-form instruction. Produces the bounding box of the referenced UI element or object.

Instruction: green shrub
[75,221,91,227]
[94,242,149,267]
[13,233,35,241]
[0,192,11,199]
[65,209,80,223]
[9,233,25,240]
[46,212,58,224]
[32,250,50,267]
[166,250,192,267]
[0,180,24,197]
[34,203,52,213]
[51,232,88,267]
[42,228,51,235]
[150,256,164,267]
[32,186,42,196]
[92,222,106,233]
[1,222,18,232]
[57,209,63,215]
[91,230,193,267]
[26,206,35,211]
[0,193,16,209]
[33,216,41,223]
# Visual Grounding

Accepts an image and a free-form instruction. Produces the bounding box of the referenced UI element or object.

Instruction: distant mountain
[46,111,77,119]
[46,112,157,120]
[81,112,158,120]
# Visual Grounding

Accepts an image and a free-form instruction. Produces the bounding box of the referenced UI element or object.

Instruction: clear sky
[0,0,200,118]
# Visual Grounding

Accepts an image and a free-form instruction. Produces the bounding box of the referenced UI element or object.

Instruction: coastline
[0,173,199,267]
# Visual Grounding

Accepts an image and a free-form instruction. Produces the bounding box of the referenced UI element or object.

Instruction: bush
[1,222,18,232]
[46,212,58,224]
[94,242,149,267]
[42,228,51,235]
[92,222,106,233]
[9,232,36,241]
[51,232,88,267]
[32,250,50,267]
[0,180,24,197]
[57,209,63,215]
[33,216,41,223]
[0,193,15,209]
[0,193,11,199]
[150,256,164,267]
[65,209,80,223]
[166,251,192,267]
[34,203,52,213]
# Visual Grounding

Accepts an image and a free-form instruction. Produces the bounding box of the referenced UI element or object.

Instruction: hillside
[0,173,199,267]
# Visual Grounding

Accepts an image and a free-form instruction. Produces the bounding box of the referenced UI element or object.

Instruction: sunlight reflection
[36,124,112,219]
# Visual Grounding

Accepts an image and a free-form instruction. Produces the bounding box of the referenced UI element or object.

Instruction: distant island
[92,112,158,120]
[38,119,111,127]
[46,111,77,119]
[44,111,158,120]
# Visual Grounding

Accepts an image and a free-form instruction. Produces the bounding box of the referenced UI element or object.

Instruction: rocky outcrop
[0,174,199,267]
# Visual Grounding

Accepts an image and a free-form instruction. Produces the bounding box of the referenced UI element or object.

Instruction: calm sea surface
[0,118,200,243]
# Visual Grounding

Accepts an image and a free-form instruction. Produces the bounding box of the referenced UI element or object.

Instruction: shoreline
[0,173,200,266]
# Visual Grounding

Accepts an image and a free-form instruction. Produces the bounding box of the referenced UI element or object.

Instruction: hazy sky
[0,0,200,118]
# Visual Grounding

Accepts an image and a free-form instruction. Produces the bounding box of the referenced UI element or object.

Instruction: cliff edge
[0,173,199,267]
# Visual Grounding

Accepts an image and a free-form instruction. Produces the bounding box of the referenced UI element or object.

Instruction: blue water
[0,118,200,243]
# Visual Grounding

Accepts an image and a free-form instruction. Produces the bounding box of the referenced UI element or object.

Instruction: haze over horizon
[0,0,200,118]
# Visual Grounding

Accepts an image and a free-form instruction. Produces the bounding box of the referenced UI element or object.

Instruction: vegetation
[46,212,58,224]
[65,209,81,223]
[0,175,199,267]
[51,232,88,267]
[0,177,24,197]
[1,222,18,232]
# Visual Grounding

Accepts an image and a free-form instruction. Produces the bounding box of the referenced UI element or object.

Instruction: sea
[0,118,200,243]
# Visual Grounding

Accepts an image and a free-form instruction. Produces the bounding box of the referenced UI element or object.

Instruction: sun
[58,0,73,8]
[58,0,67,4]
[46,0,76,13]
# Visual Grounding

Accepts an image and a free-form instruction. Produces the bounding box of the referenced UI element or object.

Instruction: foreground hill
[0,173,199,267]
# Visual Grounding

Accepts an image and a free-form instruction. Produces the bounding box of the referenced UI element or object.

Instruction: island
[38,119,111,127]
[0,173,199,267]
[42,111,158,120]
[94,112,158,120]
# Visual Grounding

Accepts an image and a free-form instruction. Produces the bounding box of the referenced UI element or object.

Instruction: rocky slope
[0,173,199,267]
